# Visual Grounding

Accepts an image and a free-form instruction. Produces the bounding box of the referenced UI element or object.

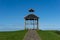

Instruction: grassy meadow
[0,30,27,40]
[0,30,60,40]
[37,30,60,40]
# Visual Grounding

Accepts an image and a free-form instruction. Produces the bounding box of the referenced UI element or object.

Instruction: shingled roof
[24,14,39,20]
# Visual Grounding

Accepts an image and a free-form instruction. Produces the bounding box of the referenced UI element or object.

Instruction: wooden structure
[24,9,39,30]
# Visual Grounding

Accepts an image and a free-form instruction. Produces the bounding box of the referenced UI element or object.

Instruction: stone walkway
[23,29,41,40]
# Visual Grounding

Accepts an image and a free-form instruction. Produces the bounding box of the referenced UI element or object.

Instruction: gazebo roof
[24,14,39,20]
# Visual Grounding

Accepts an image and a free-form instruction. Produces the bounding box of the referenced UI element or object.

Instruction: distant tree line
[55,31,60,35]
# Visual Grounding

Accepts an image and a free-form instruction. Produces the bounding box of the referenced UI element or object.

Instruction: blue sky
[0,0,60,31]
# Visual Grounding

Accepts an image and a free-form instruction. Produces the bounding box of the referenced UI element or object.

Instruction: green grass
[0,30,27,40]
[37,30,60,40]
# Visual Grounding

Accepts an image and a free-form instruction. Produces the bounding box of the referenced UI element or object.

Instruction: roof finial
[29,8,34,12]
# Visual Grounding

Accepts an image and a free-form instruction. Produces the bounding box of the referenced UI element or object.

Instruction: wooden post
[25,20,26,30]
[37,19,39,30]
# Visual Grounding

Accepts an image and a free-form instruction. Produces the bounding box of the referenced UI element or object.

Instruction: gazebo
[24,9,39,30]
